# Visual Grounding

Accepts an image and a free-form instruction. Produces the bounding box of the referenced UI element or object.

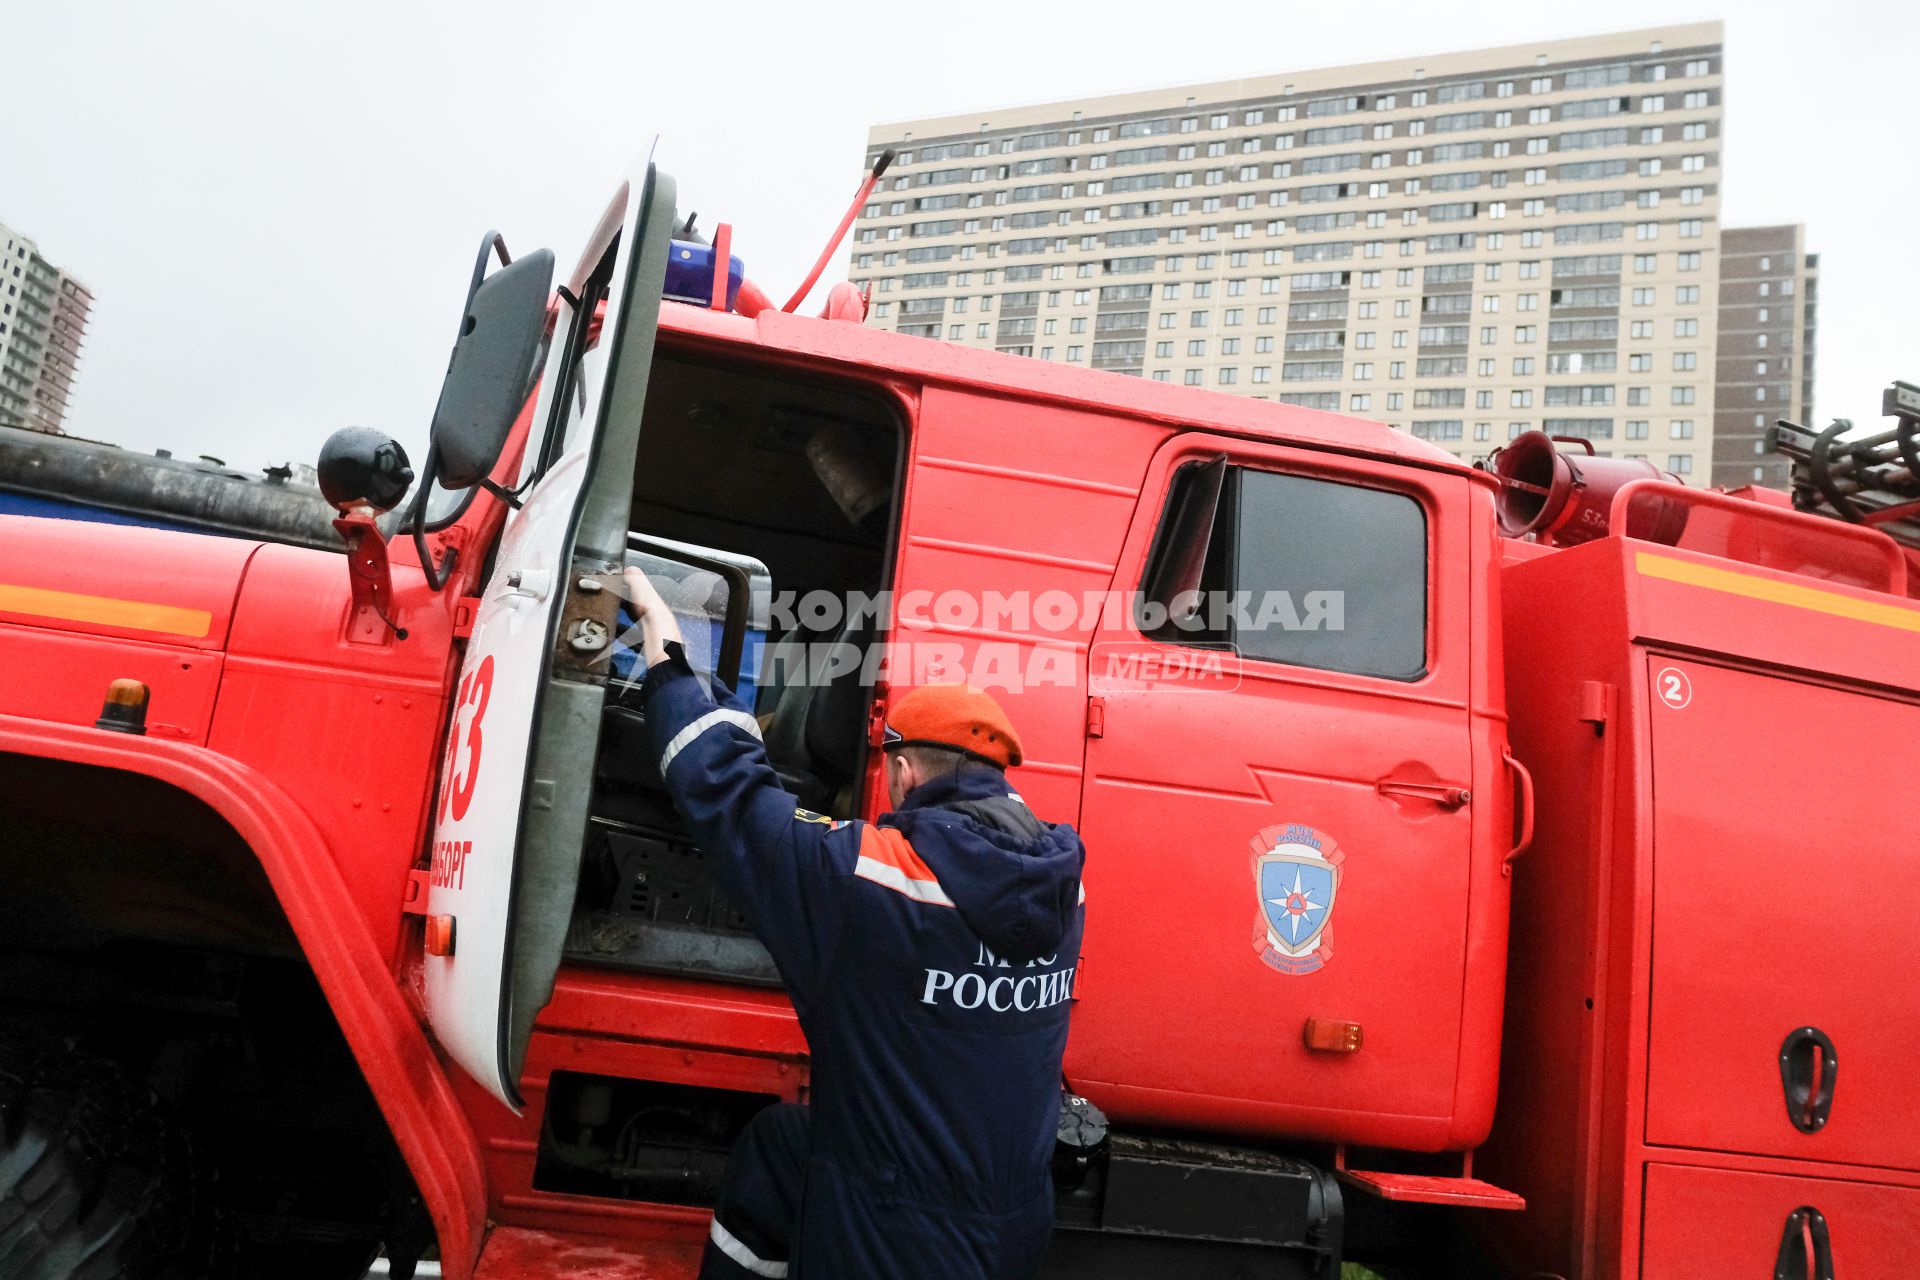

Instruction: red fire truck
[2,154,1915,1279]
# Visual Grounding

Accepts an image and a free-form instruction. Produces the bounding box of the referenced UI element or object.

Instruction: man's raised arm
[622,567,852,1002]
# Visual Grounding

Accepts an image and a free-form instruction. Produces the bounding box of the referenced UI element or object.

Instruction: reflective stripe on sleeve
[853,854,957,907]
[658,709,763,776]
[708,1217,788,1277]
[854,826,958,908]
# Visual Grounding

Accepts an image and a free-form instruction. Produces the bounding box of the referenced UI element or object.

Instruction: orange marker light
[1303,1017,1364,1054]
[424,915,457,957]
[95,679,151,735]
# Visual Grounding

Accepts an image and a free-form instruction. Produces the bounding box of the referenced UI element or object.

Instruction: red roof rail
[1608,479,1909,595]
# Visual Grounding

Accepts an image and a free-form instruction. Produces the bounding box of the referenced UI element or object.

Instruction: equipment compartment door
[1068,434,1493,1148]
[1641,1162,1920,1279]
[1645,658,1920,1172]
[422,161,675,1108]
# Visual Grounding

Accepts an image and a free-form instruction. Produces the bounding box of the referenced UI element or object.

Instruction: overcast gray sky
[6,0,1914,475]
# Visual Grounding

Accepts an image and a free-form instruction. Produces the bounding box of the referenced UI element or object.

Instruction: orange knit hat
[882,683,1024,769]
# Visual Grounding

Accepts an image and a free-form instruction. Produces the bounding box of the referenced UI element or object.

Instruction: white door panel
[424,445,590,1100]
[422,155,674,1107]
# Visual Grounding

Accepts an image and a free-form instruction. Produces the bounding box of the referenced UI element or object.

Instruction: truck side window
[1139,462,1428,680]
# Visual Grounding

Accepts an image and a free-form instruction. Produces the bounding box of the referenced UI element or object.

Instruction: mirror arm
[412,505,460,592]
[464,232,512,308]
[407,445,460,593]
[476,477,524,511]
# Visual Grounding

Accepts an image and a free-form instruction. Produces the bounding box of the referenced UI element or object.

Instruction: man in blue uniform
[623,568,1086,1280]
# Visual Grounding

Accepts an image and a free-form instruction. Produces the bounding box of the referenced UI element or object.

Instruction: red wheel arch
[0,713,489,1279]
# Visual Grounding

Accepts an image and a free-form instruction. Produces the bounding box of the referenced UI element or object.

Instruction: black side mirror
[317,427,413,515]
[428,235,557,489]
[405,233,557,591]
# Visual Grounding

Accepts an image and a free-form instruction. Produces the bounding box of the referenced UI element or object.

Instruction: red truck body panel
[457,971,809,1248]
[1476,529,1920,1280]
[0,519,251,742]
[0,515,254,650]
[887,380,1171,826]
[1641,1164,1920,1280]
[211,541,456,962]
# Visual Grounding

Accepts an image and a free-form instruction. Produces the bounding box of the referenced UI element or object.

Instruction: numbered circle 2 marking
[1655,666,1692,710]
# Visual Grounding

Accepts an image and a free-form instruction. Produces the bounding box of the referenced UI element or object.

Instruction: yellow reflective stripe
[1635,552,1920,633]
[0,583,213,638]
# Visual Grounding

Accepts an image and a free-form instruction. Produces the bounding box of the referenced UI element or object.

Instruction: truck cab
[400,158,1521,1262]
[1,156,1520,1278]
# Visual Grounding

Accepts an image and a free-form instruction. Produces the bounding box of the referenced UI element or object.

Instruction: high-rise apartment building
[855,22,1760,484]
[0,222,94,435]
[1713,223,1816,489]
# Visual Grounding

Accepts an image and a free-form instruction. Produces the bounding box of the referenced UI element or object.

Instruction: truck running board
[1334,1147,1526,1211]
[474,1226,702,1279]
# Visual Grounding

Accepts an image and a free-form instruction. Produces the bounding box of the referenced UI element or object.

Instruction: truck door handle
[1779,1026,1838,1133]
[1375,778,1471,809]
[1501,752,1535,877]
[1774,1205,1832,1280]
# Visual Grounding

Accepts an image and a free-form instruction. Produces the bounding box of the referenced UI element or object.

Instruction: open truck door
[422,158,676,1107]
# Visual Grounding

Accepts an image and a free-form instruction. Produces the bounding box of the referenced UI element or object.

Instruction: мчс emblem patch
[1250,823,1344,976]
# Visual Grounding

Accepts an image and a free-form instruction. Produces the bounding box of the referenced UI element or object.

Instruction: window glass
[1140,463,1428,679]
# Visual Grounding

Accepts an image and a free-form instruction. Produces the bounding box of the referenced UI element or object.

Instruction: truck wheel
[0,1033,219,1280]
